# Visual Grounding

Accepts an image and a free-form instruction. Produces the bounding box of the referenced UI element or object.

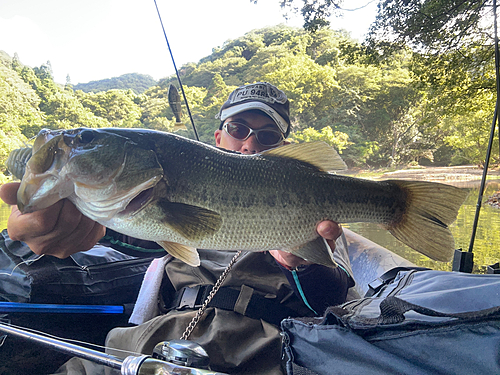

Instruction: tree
[78,89,141,127]
[65,74,72,90]
[369,0,492,51]
[0,64,45,139]
[12,53,21,71]
[34,61,54,80]
[289,126,351,153]
[1,23,491,171]
[365,0,497,166]
[278,0,345,31]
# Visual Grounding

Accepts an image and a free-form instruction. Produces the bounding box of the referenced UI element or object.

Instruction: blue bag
[281,269,500,375]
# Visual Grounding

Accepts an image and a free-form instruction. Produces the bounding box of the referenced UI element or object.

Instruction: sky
[0,0,377,85]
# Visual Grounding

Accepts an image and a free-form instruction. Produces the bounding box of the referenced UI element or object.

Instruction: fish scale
[16,127,468,267]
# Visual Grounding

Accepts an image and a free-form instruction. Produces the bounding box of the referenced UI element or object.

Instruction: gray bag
[281,269,500,375]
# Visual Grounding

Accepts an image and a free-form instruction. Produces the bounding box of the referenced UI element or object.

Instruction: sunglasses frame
[223,122,284,147]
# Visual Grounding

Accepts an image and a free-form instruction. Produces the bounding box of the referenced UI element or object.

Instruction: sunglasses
[223,122,284,146]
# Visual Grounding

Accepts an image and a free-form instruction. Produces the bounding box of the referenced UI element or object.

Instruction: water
[0,180,499,273]
[0,202,10,234]
[346,180,500,273]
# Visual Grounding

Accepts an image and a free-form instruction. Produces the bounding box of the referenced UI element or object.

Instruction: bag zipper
[56,257,153,279]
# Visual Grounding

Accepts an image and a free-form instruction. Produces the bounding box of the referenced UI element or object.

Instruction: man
[0,82,355,374]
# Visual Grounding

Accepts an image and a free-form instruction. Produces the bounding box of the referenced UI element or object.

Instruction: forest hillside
[73,73,157,94]
[0,25,496,183]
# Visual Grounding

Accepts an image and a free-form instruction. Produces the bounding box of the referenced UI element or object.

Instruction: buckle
[366,278,384,297]
[177,285,201,310]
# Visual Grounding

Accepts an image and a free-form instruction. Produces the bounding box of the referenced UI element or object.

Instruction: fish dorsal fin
[158,241,200,267]
[261,142,347,171]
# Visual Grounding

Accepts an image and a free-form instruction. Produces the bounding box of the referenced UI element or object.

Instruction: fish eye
[79,130,95,144]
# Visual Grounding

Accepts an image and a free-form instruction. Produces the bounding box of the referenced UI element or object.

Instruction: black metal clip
[178,285,201,310]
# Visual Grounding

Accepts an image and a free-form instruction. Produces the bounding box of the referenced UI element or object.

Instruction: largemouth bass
[17,127,467,267]
[168,84,185,131]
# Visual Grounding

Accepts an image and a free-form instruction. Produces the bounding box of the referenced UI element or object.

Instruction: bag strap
[377,296,500,324]
[169,285,299,326]
[365,266,429,297]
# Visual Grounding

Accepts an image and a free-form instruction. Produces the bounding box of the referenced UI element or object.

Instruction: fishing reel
[152,339,210,369]
[121,339,225,375]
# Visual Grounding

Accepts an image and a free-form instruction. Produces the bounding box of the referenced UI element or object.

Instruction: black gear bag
[0,229,155,375]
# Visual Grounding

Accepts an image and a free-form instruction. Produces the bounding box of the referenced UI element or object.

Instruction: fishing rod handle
[122,355,229,375]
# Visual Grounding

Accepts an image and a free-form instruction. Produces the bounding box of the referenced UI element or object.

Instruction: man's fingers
[7,200,64,241]
[52,216,106,258]
[0,182,21,205]
[6,198,104,258]
[317,221,342,241]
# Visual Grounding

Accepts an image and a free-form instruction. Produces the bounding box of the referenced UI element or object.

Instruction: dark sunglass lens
[258,131,282,146]
[227,123,250,140]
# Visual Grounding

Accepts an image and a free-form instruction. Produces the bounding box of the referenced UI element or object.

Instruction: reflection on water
[0,180,499,272]
[347,179,500,273]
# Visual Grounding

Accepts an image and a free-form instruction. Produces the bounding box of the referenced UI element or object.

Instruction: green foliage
[0,61,32,173]
[77,89,141,127]
[442,109,496,166]
[369,0,491,52]
[365,0,497,167]
[289,126,351,153]
[0,64,45,139]
[279,0,344,32]
[1,20,496,174]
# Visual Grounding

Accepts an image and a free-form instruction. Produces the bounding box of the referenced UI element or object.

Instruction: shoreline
[349,165,500,182]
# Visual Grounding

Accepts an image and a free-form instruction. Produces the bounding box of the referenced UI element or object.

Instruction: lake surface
[1,179,499,273]
[346,179,500,273]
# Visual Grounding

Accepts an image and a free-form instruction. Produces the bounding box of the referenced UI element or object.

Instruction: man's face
[214,111,285,154]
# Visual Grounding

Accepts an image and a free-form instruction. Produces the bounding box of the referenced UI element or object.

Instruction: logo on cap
[228,83,287,105]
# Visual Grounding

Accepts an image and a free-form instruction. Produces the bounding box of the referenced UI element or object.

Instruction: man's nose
[240,134,263,154]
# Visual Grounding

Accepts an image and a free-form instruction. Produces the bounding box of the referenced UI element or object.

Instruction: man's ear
[214,129,222,146]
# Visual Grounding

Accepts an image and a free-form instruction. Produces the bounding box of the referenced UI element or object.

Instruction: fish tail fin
[386,180,468,262]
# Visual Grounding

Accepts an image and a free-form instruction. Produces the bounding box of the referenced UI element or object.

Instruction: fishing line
[153,0,199,141]
[467,0,500,255]
[0,254,45,277]
[0,321,143,357]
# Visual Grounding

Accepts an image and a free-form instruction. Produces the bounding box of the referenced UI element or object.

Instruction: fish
[168,84,185,131]
[16,127,468,267]
[6,147,32,180]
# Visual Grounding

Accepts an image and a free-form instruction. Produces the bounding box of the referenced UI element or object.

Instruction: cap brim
[219,102,288,134]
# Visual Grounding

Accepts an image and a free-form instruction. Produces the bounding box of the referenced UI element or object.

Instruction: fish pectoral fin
[261,142,347,172]
[159,200,223,241]
[157,241,200,267]
[290,236,338,268]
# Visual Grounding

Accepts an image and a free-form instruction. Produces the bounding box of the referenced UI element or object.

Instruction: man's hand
[0,182,105,258]
[269,220,342,269]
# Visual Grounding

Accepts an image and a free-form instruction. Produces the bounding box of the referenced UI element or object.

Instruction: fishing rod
[459,0,500,272]
[153,0,200,141]
[0,322,228,375]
